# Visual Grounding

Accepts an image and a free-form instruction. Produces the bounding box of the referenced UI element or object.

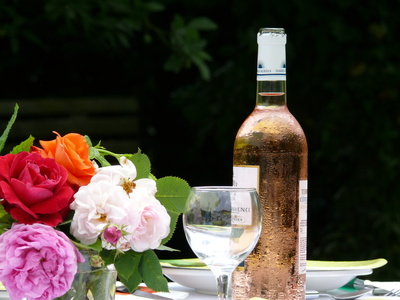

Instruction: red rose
[0,152,74,226]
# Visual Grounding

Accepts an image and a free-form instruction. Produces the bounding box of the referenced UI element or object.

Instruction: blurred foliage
[1,0,400,280]
[0,0,216,94]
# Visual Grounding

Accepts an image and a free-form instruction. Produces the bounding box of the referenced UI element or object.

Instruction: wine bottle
[232,28,308,299]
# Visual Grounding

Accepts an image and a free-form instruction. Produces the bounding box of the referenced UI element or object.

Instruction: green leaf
[0,204,7,219]
[165,14,215,80]
[119,273,142,294]
[0,223,10,235]
[99,249,115,266]
[171,14,185,29]
[139,250,168,292]
[84,135,94,147]
[10,135,35,154]
[87,239,103,252]
[156,176,190,245]
[164,54,185,73]
[71,239,103,253]
[0,205,12,235]
[145,1,165,12]
[0,103,19,154]
[130,149,151,179]
[89,145,111,167]
[156,244,179,252]
[192,55,211,81]
[161,210,180,245]
[187,17,217,31]
[115,251,142,281]
[156,176,190,213]
[114,250,143,292]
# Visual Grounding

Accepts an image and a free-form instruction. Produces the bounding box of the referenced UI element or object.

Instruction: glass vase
[54,250,117,300]
[54,267,117,300]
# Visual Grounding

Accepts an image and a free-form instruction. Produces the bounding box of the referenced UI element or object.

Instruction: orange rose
[31,132,96,188]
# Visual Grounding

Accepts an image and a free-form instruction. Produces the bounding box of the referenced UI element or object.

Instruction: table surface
[167,282,215,299]
[114,282,400,299]
[167,283,400,299]
[2,281,399,300]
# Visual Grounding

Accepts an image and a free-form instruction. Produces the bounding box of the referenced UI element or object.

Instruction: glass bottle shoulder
[235,105,307,153]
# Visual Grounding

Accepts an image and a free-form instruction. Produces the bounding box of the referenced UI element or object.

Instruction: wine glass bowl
[183,186,262,300]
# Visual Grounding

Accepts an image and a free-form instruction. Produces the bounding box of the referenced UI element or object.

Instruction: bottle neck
[256,28,287,108]
[256,80,286,107]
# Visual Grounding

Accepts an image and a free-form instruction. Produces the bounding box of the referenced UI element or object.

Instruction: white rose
[93,156,157,196]
[70,181,135,245]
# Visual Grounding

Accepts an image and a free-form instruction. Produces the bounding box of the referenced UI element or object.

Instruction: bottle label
[231,193,252,226]
[232,166,259,226]
[233,165,260,192]
[299,180,308,274]
[257,44,286,81]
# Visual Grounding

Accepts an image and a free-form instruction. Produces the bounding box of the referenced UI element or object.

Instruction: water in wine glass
[183,186,262,300]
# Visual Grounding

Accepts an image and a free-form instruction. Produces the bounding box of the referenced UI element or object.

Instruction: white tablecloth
[2,281,399,300]
[165,282,215,299]
[115,282,400,299]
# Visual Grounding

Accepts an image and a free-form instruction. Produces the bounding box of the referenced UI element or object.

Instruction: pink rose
[0,223,85,300]
[0,152,74,226]
[129,196,171,252]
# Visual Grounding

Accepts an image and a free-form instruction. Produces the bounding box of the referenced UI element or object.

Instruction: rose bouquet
[0,104,190,300]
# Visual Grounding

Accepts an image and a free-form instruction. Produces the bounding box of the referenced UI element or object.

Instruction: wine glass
[183,186,262,300]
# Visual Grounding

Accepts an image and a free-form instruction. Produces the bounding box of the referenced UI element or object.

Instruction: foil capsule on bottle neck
[257,28,286,81]
[257,28,286,45]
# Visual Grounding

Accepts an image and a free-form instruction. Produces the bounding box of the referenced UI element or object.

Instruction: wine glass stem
[216,273,231,300]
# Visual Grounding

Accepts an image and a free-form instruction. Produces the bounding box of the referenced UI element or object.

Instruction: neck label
[257,44,286,81]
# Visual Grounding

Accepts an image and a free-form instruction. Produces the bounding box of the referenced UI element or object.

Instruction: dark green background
[1,0,399,280]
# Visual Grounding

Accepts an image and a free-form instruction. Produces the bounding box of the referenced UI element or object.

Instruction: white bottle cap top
[257,28,286,80]
[257,28,287,45]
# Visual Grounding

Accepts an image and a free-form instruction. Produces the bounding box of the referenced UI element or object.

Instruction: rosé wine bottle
[232,28,308,300]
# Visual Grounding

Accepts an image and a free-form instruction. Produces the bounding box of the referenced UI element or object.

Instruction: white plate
[162,267,217,295]
[162,266,373,294]
[0,291,9,300]
[306,269,372,291]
